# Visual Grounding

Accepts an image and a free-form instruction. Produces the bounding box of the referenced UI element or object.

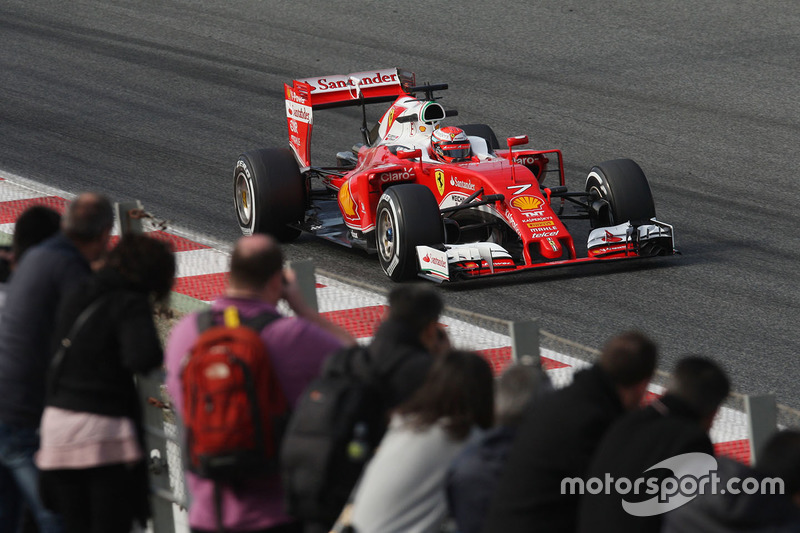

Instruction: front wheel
[234,148,305,242]
[376,184,444,282]
[585,159,656,229]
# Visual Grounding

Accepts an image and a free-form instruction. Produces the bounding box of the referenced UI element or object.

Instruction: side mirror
[507,135,529,148]
[397,148,422,160]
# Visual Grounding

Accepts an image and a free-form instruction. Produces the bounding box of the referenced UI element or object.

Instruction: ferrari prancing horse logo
[435,169,445,196]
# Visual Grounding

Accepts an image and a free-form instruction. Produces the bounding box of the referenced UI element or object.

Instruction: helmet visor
[439,143,471,161]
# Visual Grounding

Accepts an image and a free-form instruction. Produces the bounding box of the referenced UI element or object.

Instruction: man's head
[597,331,658,410]
[495,363,552,427]
[228,234,284,300]
[387,284,444,351]
[62,193,113,262]
[667,356,730,431]
[12,205,61,265]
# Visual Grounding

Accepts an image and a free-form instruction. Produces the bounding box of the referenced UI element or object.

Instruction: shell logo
[510,195,544,211]
[338,181,358,218]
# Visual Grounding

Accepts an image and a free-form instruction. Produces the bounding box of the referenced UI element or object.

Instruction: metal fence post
[115,200,145,234]
[137,370,177,533]
[288,260,318,313]
[510,319,540,368]
[744,394,777,466]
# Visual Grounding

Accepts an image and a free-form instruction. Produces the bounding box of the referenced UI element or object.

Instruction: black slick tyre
[375,184,444,282]
[585,159,656,228]
[234,148,304,242]
[458,124,500,150]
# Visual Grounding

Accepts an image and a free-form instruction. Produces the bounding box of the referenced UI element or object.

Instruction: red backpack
[181,306,287,481]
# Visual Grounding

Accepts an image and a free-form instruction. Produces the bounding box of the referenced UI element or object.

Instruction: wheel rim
[235,171,254,226]
[377,208,395,261]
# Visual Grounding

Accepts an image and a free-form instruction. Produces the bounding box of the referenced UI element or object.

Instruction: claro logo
[379,168,414,182]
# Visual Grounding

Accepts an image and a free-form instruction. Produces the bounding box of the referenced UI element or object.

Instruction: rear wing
[285,68,415,170]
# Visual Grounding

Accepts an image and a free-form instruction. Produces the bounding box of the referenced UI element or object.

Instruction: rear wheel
[234,148,305,242]
[585,159,655,228]
[376,184,444,281]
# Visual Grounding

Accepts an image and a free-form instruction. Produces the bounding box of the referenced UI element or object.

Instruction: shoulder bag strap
[242,311,281,332]
[47,294,113,395]
[196,308,280,333]
[196,309,215,333]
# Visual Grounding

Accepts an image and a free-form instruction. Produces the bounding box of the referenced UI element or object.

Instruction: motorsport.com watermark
[562,453,784,516]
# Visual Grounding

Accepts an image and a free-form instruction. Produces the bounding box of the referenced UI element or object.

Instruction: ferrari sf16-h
[233,67,676,282]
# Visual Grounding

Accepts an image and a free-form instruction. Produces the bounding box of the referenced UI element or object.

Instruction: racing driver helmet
[431,126,472,163]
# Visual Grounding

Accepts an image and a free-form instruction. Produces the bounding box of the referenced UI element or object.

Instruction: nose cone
[538,237,563,259]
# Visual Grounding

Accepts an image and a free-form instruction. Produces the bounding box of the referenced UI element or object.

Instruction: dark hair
[396,350,494,441]
[12,206,61,261]
[387,284,444,336]
[757,430,800,495]
[106,234,175,302]
[668,356,730,418]
[598,331,658,386]
[62,193,114,243]
[495,364,551,427]
[230,237,283,289]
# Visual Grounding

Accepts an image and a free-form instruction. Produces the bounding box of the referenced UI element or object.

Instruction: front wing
[415,219,676,283]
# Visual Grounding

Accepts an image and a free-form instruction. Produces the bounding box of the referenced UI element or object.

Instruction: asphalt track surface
[2,1,799,406]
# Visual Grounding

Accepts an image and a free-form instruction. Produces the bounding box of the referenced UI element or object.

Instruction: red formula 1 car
[233,68,676,282]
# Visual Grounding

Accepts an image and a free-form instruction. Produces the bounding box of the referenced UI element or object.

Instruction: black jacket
[482,365,626,533]
[46,268,163,418]
[447,425,518,533]
[577,394,715,533]
[45,268,162,527]
[0,233,91,427]
[367,318,434,410]
[662,456,800,533]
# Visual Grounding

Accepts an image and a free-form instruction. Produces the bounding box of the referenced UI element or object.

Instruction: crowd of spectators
[0,194,798,533]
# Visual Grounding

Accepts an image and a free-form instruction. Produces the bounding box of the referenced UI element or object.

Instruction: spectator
[11,206,63,267]
[482,330,658,533]
[280,284,448,533]
[0,193,113,533]
[446,363,552,533]
[0,205,61,318]
[0,247,8,284]
[368,284,449,410]
[349,350,495,533]
[36,233,175,533]
[577,355,730,532]
[663,429,800,532]
[165,234,355,533]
